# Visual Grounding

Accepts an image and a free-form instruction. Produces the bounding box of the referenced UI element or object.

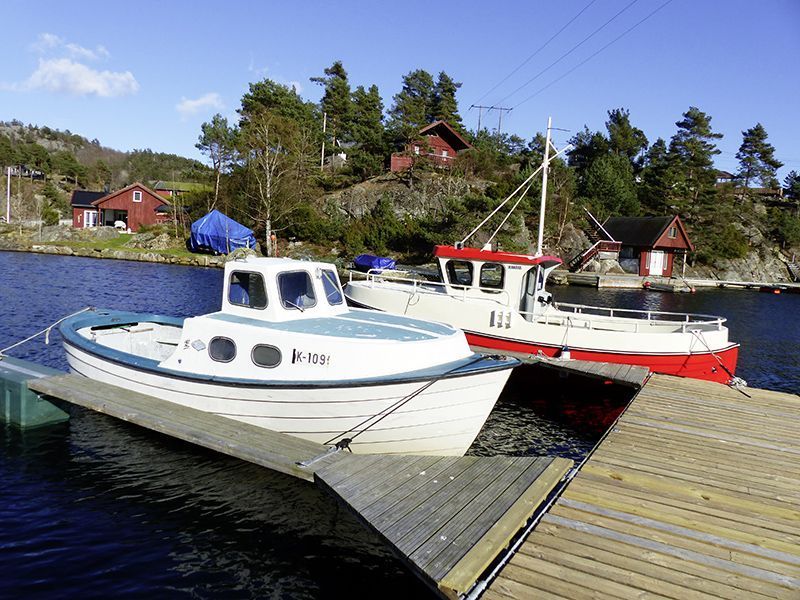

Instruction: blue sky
[2,0,799,180]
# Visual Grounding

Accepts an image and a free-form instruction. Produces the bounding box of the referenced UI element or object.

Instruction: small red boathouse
[601,215,694,277]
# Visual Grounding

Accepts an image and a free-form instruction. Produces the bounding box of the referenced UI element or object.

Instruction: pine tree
[667,106,722,214]
[348,84,386,179]
[431,72,463,130]
[310,60,353,144]
[197,114,237,209]
[387,69,435,145]
[605,108,648,170]
[638,138,672,214]
[784,171,800,200]
[736,123,783,189]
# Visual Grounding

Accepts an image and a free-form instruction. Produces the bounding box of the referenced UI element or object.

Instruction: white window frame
[133,190,142,203]
[442,149,449,158]
[413,145,420,155]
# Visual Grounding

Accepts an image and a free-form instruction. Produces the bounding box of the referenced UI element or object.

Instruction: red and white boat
[344,118,739,384]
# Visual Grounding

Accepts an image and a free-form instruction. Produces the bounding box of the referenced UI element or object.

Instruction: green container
[0,356,69,429]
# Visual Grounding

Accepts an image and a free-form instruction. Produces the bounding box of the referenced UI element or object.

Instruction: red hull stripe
[465,331,739,385]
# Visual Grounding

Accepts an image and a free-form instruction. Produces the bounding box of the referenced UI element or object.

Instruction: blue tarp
[353,254,396,272]
[189,210,257,255]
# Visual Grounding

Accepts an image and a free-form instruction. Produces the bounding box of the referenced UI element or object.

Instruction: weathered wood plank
[28,373,340,481]
[438,457,572,594]
[487,373,800,599]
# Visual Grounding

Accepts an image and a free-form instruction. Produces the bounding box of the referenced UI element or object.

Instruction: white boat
[59,256,517,456]
[344,118,739,384]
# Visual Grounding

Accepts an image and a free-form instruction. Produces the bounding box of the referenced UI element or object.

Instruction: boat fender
[560,346,571,360]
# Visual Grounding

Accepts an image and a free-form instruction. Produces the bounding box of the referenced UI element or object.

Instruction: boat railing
[537,302,726,333]
[349,269,512,306]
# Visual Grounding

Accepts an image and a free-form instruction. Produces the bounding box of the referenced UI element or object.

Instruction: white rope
[0,306,94,358]
[690,329,748,393]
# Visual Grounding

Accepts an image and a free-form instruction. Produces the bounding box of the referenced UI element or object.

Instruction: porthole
[209,337,236,363]
[252,344,282,368]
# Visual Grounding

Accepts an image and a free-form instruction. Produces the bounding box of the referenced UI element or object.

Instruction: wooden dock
[471,346,651,389]
[25,371,572,599]
[485,373,800,599]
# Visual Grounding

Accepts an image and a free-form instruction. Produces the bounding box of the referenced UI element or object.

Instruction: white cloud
[30,32,110,61]
[65,42,110,62]
[175,93,225,118]
[12,58,139,97]
[29,33,62,53]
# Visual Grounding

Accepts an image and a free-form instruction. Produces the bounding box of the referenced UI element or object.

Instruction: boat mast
[535,116,552,257]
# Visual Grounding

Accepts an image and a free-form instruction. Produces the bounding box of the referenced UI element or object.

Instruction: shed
[601,215,693,277]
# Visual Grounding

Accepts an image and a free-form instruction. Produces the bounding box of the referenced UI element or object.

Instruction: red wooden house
[70,183,171,232]
[601,215,694,277]
[390,120,472,172]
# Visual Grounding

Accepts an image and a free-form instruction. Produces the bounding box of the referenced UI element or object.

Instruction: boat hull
[344,283,739,384]
[62,337,514,456]
[465,331,739,384]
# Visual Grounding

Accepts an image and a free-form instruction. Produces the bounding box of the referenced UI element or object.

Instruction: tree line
[193,59,798,262]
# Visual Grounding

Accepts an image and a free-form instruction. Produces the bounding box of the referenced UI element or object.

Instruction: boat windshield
[320,269,344,305]
[278,271,317,311]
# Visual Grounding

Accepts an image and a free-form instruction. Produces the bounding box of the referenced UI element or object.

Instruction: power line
[496,0,641,106]
[471,0,598,106]
[512,0,674,110]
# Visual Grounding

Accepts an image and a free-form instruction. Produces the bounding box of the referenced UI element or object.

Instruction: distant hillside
[0,120,208,190]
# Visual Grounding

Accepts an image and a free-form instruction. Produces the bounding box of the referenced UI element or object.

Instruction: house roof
[716,170,737,179]
[602,216,683,247]
[70,190,107,208]
[418,120,472,152]
[91,182,170,207]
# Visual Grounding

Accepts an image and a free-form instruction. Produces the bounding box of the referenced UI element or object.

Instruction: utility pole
[470,105,511,134]
[320,111,327,171]
[5,166,10,223]
[470,104,490,132]
[494,106,512,135]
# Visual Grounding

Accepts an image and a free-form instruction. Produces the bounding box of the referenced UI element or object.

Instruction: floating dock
[486,373,800,599]
[20,367,571,600]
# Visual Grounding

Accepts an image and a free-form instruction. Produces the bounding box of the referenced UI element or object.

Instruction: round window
[252,344,282,368]
[209,337,236,362]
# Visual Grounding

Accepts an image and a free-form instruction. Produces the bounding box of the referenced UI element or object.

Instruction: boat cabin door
[520,266,551,321]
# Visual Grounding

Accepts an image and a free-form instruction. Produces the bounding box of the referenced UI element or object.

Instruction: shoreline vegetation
[1,224,796,290]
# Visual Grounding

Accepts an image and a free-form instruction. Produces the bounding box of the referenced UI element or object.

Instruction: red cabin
[71,183,171,232]
[390,120,472,172]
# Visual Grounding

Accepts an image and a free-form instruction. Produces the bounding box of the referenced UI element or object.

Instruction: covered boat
[188,209,257,254]
[344,118,739,384]
[59,256,517,456]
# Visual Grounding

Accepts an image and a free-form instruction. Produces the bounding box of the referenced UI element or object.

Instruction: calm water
[0,251,797,598]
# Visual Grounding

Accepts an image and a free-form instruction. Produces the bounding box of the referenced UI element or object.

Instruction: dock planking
[486,373,800,599]
[26,369,574,599]
[316,454,572,600]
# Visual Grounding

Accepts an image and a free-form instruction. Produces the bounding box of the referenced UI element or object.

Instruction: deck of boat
[485,373,800,599]
[26,372,572,600]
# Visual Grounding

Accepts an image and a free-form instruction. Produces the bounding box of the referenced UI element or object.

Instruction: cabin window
[278,271,317,311]
[442,149,449,158]
[229,271,268,309]
[445,260,473,287]
[320,269,343,305]
[668,226,677,239]
[209,337,236,362]
[479,263,504,290]
[252,344,282,368]
[133,190,142,202]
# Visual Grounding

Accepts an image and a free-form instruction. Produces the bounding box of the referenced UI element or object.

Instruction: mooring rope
[0,306,94,359]
[690,329,749,396]
[322,354,492,450]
